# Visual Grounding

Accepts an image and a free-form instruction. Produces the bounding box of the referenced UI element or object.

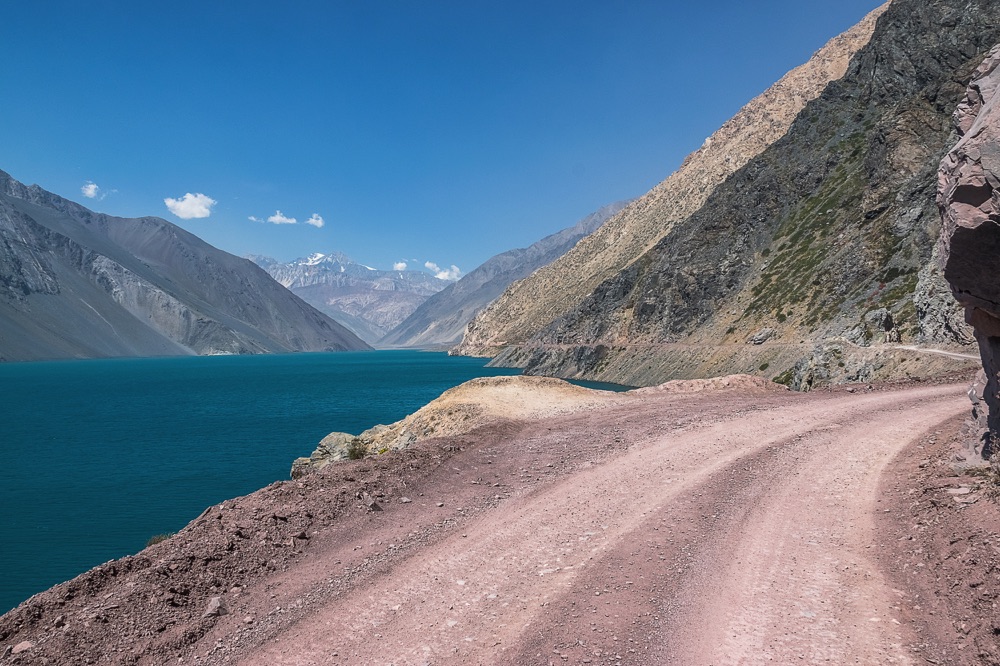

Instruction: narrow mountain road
[221,383,966,666]
[894,344,980,361]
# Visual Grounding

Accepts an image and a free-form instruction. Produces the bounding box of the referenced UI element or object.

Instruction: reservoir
[0,350,519,613]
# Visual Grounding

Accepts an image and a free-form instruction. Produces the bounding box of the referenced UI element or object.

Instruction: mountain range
[0,171,368,362]
[454,0,998,389]
[249,253,450,345]
[379,201,629,349]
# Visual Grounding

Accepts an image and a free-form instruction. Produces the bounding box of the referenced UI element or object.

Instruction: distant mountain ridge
[249,253,451,344]
[380,201,629,349]
[0,170,368,361]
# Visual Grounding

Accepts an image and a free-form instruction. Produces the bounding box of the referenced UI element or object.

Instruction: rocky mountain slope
[379,201,628,349]
[455,3,888,361]
[250,253,449,344]
[0,171,369,361]
[459,0,998,390]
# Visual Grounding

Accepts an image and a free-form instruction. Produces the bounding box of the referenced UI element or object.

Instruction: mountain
[455,3,889,361]
[454,0,998,390]
[249,253,451,344]
[379,201,629,349]
[0,171,369,361]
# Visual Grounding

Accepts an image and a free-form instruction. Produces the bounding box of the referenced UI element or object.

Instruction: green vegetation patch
[772,368,795,386]
[745,144,867,322]
[146,533,174,547]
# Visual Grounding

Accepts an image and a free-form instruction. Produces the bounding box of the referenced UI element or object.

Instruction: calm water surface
[0,350,520,613]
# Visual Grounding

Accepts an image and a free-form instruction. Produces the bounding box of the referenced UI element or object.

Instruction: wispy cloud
[267,210,297,225]
[393,261,407,271]
[164,192,216,219]
[251,210,324,228]
[425,261,462,281]
[81,181,101,199]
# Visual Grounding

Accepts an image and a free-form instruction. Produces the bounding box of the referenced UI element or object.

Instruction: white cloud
[248,215,263,223]
[393,261,407,271]
[267,210,297,225]
[425,261,462,281]
[164,192,216,219]
[305,213,324,228]
[81,182,100,199]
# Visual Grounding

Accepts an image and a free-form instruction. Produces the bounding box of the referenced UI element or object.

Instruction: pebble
[202,596,229,618]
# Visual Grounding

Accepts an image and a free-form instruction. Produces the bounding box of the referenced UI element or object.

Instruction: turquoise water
[0,351,520,614]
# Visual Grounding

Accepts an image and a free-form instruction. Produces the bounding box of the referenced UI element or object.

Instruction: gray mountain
[379,201,629,349]
[250,253,451,344]
[0,170,369,362]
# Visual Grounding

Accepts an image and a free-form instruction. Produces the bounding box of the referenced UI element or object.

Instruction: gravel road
[0,379,979,665]
[234,383,967,665]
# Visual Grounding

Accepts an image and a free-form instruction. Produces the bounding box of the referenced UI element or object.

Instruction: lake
[0,350,520,613]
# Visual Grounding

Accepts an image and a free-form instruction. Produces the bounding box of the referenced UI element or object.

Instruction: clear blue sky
[2,0,885,278]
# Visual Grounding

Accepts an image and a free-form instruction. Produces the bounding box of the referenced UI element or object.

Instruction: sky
[1,0,885,280]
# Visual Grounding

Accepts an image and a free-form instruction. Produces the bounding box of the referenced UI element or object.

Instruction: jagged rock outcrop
[456,3,888,358]
[251,253,450,344]
[380,201,628,349]
[462,0,996,389]
[0,171,369,361]
[939,44,1000,441]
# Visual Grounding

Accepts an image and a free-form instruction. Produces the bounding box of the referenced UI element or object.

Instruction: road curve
[229,383,966,666]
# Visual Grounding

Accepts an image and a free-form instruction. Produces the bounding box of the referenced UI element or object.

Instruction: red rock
[939,43,1000,444]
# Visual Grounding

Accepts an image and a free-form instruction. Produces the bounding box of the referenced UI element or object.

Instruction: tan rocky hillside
[455,3,888,358]
[459,0,1000,391]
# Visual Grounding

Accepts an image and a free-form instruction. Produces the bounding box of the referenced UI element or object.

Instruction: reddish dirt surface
[2,375,999,665]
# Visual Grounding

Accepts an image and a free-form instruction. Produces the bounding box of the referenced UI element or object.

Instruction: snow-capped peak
[303,252,327,266]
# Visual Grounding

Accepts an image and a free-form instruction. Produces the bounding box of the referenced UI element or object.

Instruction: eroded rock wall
[939,44,1000,441]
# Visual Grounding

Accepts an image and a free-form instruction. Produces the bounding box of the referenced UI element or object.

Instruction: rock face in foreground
[939,44,1000,439]
[0,171,369,360]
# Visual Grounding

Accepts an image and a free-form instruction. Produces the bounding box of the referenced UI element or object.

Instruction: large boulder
[939,44,1000,444]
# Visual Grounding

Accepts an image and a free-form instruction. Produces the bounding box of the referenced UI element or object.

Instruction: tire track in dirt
[237,384,966,665]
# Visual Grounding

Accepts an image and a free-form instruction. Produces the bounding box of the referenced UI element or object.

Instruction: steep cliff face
[939,44,1000,444]
[250,253,449,344]
[379,201,628,349]
[0,171,369,361]
[456,3,888,358]
[465,0,998,388]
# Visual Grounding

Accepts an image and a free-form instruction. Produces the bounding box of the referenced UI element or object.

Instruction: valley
[6,0,1000,663]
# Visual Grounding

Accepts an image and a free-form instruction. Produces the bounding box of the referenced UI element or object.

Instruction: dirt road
[230,383,966,665]
[1,379,980,665]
